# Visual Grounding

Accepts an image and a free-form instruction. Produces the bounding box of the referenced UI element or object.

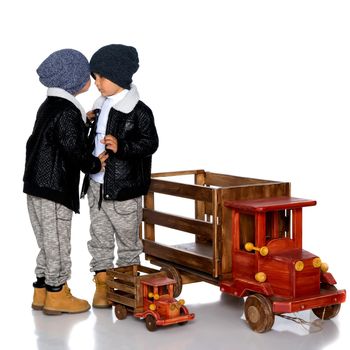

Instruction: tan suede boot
[43,284,91,315]
[93,272,112,308]
[32,287,46,310]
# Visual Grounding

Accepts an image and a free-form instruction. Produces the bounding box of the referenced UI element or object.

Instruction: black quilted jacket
[23,96,101,213]
[82,99,158,201]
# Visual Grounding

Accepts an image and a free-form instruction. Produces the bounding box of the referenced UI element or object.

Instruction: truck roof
[224,196,316,213]
[140,275,176,287]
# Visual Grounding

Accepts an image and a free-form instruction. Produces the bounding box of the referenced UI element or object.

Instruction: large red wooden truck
[142,170,346,332]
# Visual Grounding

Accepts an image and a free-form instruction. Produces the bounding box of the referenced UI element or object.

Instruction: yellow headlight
[295,261,304,271]
[245,242,254,251]
[321,262,329,272]
[149,303,156,311]
[260,246,269,256]
[313,257,322,268]
[255,272,267,282]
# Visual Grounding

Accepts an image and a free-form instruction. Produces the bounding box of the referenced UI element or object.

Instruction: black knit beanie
[90,44,139,89]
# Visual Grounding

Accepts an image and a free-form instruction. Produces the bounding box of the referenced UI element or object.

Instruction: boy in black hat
[81,44,158,308]
[23,49,108,314]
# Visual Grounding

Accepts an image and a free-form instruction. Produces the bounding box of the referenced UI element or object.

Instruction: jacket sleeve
[56,109,101,174]
[115,106,159,159]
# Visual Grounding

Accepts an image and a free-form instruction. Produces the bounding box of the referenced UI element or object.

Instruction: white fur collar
[47,88,86,122]
[92,84,140,114]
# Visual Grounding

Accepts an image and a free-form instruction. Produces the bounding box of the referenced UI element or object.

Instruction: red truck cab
[222,196,346,332]
[134,274,194,331]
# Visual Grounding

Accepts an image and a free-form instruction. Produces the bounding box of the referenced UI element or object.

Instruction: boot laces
[64,286,73,298]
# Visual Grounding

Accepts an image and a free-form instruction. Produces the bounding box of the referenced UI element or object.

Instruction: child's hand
[98,151,109,171]
[101,135,118,153]
[86,110,96,121]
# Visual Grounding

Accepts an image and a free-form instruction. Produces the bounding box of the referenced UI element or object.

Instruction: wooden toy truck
[106,265,195,331]
[142,169,346,332]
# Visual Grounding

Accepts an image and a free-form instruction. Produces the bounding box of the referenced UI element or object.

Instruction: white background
[0,0,349,349]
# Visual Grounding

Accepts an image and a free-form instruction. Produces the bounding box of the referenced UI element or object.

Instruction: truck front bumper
[156,313,195,326]
[272,288,346,313]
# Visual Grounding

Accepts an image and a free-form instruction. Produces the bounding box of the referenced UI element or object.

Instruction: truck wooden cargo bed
[106,265,166,313]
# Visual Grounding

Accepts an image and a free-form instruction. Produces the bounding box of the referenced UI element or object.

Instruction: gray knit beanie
[90,44,139,89]
[37,49,90,95]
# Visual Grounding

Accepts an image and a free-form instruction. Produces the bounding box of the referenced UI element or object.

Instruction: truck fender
[180,305,189,315]
[241,283,274,297]
[321,272,337,285]
[221,278,274,297]
[134,309,160,321]
[142,310,160,320]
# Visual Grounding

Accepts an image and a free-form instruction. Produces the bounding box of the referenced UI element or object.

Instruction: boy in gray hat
[81,44,158,308]
[23,49,108,314]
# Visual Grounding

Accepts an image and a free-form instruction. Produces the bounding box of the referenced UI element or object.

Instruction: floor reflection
[33,310,90,350]
[28,283,342,350]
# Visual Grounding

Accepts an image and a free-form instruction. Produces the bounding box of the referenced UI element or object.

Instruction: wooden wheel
[312,284,341,320]
[160,264,182,297]
[114,304,128,320]
[244,294,275,333]
[145,314,157,331]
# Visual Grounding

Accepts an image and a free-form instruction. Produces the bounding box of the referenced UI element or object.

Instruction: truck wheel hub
[247,306,260,323]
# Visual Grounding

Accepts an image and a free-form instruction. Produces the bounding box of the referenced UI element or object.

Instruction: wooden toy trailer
[142,169,346,332]
[106,265,195,331]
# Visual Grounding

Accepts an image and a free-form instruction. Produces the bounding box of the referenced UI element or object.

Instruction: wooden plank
[139,271,168,281]
[143,239,213,274]
[180,271,202,284]
[195,172,212,245]
[212,189,219,277]
[133,273,143,309]
[224,197,316,213]
[149,258,220,286]
[138,265,160,274]
[108,266,132,274]
[220,182,291,202]
[220,203,233,275]
[293,208,303,249]
[107,291,136,308]
[107,280,135,294]
[144,191,155,241]
[108,265,158,276]
[152,169,205,178]
[108,271,135,284]
[205,202,213,217]
[205,172,277,187]
[149,179,212,202]
[172,242,212,257]
[195,172,206,221]
[256,212,266,247]
[143,209,213,239]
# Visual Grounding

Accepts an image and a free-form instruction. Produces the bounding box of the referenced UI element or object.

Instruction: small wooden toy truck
[142,169,346,332]
[106,265,195,331]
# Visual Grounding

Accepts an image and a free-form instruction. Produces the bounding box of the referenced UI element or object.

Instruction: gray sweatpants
[27,195,73,287]
[87,180,143,272]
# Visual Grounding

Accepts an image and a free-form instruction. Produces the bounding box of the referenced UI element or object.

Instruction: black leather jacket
[82,98,158,201]
[23,95,101,213]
